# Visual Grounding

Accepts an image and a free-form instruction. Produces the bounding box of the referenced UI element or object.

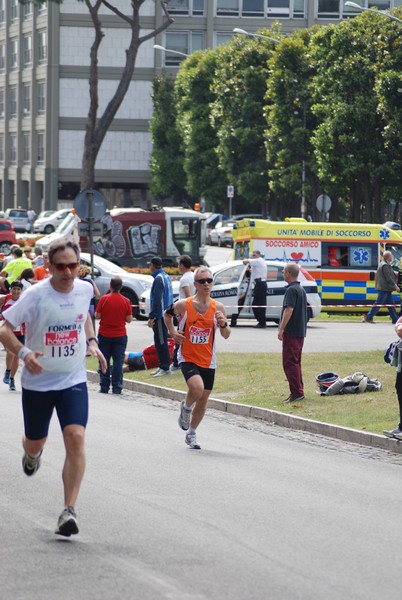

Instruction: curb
[87,370,402,455]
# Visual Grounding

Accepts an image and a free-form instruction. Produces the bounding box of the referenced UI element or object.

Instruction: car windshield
[55,213,75,234]
[81,253,126,274]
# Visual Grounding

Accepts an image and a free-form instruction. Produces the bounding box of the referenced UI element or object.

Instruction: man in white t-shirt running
[0,239,106,537]
[171,255,195,372]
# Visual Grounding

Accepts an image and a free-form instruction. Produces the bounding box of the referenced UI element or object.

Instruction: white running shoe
[185,432,201,450]
[55,507,79,537]
[170,365,181,373]
[178,400,192,430]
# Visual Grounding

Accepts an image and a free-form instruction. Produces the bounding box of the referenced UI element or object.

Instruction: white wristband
[18,347,32,361]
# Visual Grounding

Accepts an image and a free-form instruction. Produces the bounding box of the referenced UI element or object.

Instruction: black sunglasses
[53,262,80,271]
[195,278,213,284]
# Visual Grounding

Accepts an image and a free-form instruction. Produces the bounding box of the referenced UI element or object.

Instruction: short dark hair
[48,239,80,264]
[10,280,23,289]
[179,255,192,269]
[14,248,23,258]
[110,276,123,292]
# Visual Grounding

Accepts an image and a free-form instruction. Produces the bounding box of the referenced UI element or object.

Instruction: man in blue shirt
[147,256,173,377]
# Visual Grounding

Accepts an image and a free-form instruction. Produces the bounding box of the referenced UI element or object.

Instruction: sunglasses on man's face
[195,278,213,284]
[52,262,80,271]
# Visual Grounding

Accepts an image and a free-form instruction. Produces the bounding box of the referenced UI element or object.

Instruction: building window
[164,31,205,66]
[0,88,3,117]
[10,86,17,118]
[37,81,45,115]
[167,0,205,15]
[38,31,47,63]
[244,0,264,15]
[216,0,239,15]
[23,133,30,163]
[10,0,18,21]
[0,0,5,24]
[22,83,30,116]
[0,135,4,163]
[216,32,234,46]
[10,134,17,163]
[293,0,305,17]
[22,1,32,18]
[0,43,4,71]
[317,0,340,17]
[23,35,32,65]
[37,132,44,163]
[10,38,18,69]
[267,0,290,17]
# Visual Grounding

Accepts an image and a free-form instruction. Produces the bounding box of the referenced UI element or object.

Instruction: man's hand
[87,345,107,373]
[147,318,154,329]
[23,352,44,375]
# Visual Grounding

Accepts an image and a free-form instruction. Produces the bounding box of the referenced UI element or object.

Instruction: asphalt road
[2,379,402,599]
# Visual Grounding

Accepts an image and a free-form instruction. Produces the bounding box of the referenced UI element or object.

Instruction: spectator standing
[0,239,106,537]
[147,257,173,377]
[27,207,36,231]
[277,263,308,403]
[171,255,195,372]
[230,266,251,327]
[242,249,267,328]
[95,276,132,395]
[164,266,231,450]
[363,251,399,324]
[34,252,50,280]
[384,318,402,440]
[32,246,44,267]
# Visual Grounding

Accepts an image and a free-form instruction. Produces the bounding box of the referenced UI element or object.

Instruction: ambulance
[232,219,402,313]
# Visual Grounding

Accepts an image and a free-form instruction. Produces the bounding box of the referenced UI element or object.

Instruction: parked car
[36,212,76,250]
[139,260,322,323]
[33,208,72,234]
[79,253,153,319]
[36,210,55,221]
[209,221,236,247]
[4,208,30,233]
[0,218,18,255]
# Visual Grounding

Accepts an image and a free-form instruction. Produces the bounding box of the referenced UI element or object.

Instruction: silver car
[139,260,321,323]
[80,253,153,319]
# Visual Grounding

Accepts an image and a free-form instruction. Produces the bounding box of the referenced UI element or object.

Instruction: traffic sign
[316,194,332,213]
[74,188,107,222]
[227,185,234,198]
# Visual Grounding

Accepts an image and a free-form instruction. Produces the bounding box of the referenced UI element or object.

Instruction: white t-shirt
[249,257,267,282]
[4,278,92,391]
[179,271,195,299]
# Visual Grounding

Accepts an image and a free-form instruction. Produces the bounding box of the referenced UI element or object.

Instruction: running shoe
[152,369,171,377]
[9,378,16,391]
[55,506,79,537]
[3,370,10,384]
[384,427,402,439]
[178,400,192,431]
[170,365,181,373]
[22,450,42,476]
[185,432,201,450]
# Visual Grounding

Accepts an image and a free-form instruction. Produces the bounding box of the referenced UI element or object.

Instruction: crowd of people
[2,237,401,540]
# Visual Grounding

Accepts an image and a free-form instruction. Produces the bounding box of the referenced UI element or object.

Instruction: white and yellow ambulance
[232,219,402,313]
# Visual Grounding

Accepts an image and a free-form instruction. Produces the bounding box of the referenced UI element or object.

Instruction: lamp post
[233,28,280,44]
[344,1,402,24]
[153,44,190,59]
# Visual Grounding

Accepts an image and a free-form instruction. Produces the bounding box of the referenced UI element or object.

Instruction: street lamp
[233,28,280,44]
[153,44,190,58]
[344,1,402,24]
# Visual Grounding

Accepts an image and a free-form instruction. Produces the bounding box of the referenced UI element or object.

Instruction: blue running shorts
[22,382,89,440]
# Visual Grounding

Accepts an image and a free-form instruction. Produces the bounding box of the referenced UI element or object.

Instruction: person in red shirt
[95,276,132,394]
[0,280,25,391]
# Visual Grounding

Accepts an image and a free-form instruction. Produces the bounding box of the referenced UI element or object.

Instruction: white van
[37,212,75,250]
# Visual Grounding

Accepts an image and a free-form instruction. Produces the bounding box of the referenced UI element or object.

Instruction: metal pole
[87,190,94,278]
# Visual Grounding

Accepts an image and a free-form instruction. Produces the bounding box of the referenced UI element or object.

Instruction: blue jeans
[98,334,128,394]
[366,290,398,323]
[152,318,171,371]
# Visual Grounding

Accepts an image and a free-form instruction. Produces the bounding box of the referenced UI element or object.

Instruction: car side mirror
[92,267,101,278]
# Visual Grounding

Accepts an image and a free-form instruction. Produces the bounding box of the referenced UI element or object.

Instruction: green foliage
[149,75,187,202]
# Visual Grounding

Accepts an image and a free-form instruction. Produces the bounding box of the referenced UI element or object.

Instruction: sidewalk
[86,369,402,456]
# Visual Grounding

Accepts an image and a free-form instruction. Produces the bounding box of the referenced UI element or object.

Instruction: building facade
[0,0,399,212]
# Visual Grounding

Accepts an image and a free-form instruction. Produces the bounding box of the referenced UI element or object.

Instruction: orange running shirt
[178,297,217,369]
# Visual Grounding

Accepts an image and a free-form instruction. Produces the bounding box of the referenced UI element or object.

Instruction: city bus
[232,219,402,313]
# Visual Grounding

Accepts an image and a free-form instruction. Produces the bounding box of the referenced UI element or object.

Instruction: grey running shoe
[170,365,181,373]
[185,432,201,450]
[392,430,402,441]
[178,400,192,431]
[55,506,79,537]
[9,378,16,391]
[152,369,171,377]
[284,394,305,403]
[383,427,402,439]
[22,450,42,476]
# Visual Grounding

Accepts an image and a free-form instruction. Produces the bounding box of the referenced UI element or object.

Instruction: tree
[175,50,228,209]
[77,0,173,190]
[210,34,274,216]
[149,74,187,202]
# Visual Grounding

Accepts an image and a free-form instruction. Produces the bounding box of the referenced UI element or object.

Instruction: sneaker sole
[55,518,79,537]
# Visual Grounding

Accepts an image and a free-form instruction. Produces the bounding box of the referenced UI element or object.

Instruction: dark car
[0,219,18,255]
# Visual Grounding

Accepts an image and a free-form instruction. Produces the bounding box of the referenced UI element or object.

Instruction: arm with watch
[215,303,231,340]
